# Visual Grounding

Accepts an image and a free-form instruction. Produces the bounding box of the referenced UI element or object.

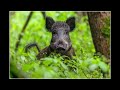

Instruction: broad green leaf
[89,64,98,71]
[98,62,108,73]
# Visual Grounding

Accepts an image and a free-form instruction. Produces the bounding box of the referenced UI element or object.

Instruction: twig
[15,11,33,52]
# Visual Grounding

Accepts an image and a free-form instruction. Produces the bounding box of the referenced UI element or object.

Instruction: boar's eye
[53,31,57,35]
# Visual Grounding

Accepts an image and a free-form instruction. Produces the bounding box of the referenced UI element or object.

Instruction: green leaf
[42,59,53,66]
[89,64,98,71]
[60,62,68,70]
[98,62,108,73]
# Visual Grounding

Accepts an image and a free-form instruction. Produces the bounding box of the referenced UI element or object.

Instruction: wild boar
[25,16,76,59]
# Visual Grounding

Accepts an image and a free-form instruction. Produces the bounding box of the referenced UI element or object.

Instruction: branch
[15,11,33,52]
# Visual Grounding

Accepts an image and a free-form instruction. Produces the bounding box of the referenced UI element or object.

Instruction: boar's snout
[56,40,67,51]
[56,47,66,51]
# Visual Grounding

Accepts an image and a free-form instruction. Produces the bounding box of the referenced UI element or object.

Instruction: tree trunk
[87,12,111,59]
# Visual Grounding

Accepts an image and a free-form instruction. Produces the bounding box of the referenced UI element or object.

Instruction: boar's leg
[25,43,40,53]
[36,46,51,60]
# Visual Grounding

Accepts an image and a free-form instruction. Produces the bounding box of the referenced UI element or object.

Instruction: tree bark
[87,12,111,59]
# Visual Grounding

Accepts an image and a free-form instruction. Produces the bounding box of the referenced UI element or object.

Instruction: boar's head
[46,16,75,55]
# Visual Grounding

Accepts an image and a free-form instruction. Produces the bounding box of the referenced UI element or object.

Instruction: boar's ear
[66,17,75,31]
[46,17,55,32]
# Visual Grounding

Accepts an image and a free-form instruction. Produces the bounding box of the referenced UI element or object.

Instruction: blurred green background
[10,11,110,79]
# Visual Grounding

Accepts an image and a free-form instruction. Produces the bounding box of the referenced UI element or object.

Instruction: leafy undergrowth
[10,11,110,79]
